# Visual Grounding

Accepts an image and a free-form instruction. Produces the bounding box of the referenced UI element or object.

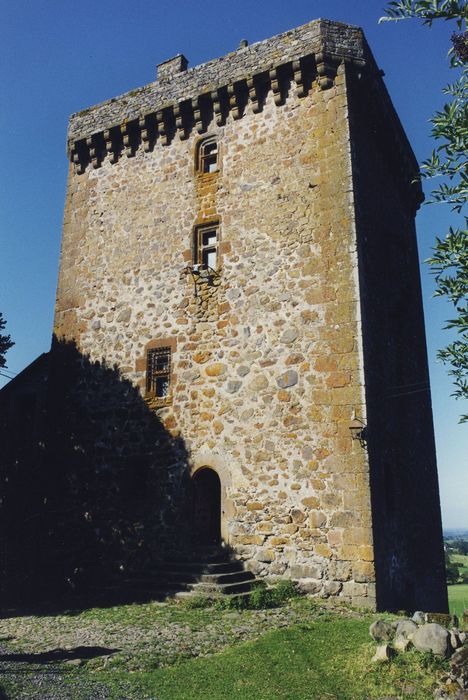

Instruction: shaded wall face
[0,343,194,602]
[0,359,49,600]
[347,71,447,612]
[55,68,376,606]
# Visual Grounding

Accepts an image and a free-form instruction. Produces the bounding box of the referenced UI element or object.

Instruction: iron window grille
[146,347,171,399]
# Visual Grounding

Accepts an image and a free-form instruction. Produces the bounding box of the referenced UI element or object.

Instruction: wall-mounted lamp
[349,417,367,447]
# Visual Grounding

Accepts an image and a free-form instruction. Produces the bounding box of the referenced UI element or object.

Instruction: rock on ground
[412,623,451,658]
[369,619,394,642]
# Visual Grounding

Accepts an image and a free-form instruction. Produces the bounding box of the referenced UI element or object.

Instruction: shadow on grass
[0,645,119,668]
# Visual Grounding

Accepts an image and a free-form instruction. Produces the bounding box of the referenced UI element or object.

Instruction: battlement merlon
[66,18,422,206]
[67,20,360,144]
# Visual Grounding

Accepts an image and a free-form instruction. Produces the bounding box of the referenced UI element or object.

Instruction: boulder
[412,611,426,625]
[369,619,394,642]
[450,646,468,690]
[450,630,463,650]
[394,619,417,652]
[395,619,418,640]
[371,644,395,663]
[412,623,451,658]
[394,637,412,652]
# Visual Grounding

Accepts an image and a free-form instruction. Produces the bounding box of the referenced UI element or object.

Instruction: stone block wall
[52,18,447,611]
[55,61,376,606]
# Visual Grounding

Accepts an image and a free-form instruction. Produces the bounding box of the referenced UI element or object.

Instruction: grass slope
[448,583,468,617]
[100,619,443,700]
[0,598,448,700]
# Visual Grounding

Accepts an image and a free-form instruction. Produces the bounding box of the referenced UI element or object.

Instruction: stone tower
[53,19,447,611]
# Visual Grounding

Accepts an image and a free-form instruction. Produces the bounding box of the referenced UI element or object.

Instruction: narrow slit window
[146,347,171,399]
[198,137,218,174]
[195,224,219,270]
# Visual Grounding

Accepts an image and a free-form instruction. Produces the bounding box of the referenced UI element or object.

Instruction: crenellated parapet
[66,18,422,210]
[68,20,365,169]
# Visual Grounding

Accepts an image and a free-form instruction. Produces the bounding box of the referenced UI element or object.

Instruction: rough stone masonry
[53,18,448,611]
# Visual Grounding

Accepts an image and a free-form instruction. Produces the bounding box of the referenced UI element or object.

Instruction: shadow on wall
[0,337,194,613]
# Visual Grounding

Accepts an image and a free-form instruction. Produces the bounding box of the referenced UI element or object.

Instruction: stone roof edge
[66,18,364,148]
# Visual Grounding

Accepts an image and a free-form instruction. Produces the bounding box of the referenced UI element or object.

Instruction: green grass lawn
[0,597,448,700]
[452,553,468,575]
[448,582,468,617]
[94,618,445,700]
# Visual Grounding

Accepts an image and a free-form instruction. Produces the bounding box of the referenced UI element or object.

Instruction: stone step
[189,579,256,595]
[166,548,231,563]
[100,551,257,601]
[97,573,259,602]
[155,560,244,574]
[165,549,233,564]
[159,569,255,585]
[172,584,261,601]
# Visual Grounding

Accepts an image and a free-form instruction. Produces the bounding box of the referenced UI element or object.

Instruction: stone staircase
[159,550,257,599]
[97,547,258,603]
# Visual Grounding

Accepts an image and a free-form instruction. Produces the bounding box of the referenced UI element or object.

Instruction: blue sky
[1,0,466,528]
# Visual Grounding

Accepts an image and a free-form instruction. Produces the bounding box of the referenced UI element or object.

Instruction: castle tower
[53,19,447,611]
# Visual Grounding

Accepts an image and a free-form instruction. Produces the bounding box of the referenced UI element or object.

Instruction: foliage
[444,544,468,582]
[0,312,14,369]
[446,559,462,583]
[382,1,468,421]
[181,594,213,610]
[214,579,300,611]
[455,538,468,554]
[382,1,467,27]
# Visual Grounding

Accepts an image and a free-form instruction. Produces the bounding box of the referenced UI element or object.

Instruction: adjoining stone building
[4,19,447,610]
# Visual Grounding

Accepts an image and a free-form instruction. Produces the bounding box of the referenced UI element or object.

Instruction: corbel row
[69,54,342,173]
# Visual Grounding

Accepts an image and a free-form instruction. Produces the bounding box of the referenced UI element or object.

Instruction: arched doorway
[192,468,221,546]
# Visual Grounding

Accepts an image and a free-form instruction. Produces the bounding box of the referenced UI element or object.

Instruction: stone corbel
[247,76,261,113]
[315,52,338,90]
[120,122,133,157]
[191,97,204,134]
[228,83,241,120]
[139,116,151,152]
[86,135,99,169]
[173,103,188,140]
[211,89,224,126]
[70,142,85,174]
[156,110,169,146]
[269,68,283,106]
[104,129,117,163]
[292,60,307,98]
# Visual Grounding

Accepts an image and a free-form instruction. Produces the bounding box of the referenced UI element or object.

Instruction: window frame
[194,221,220,271]
[196,136,219,175]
